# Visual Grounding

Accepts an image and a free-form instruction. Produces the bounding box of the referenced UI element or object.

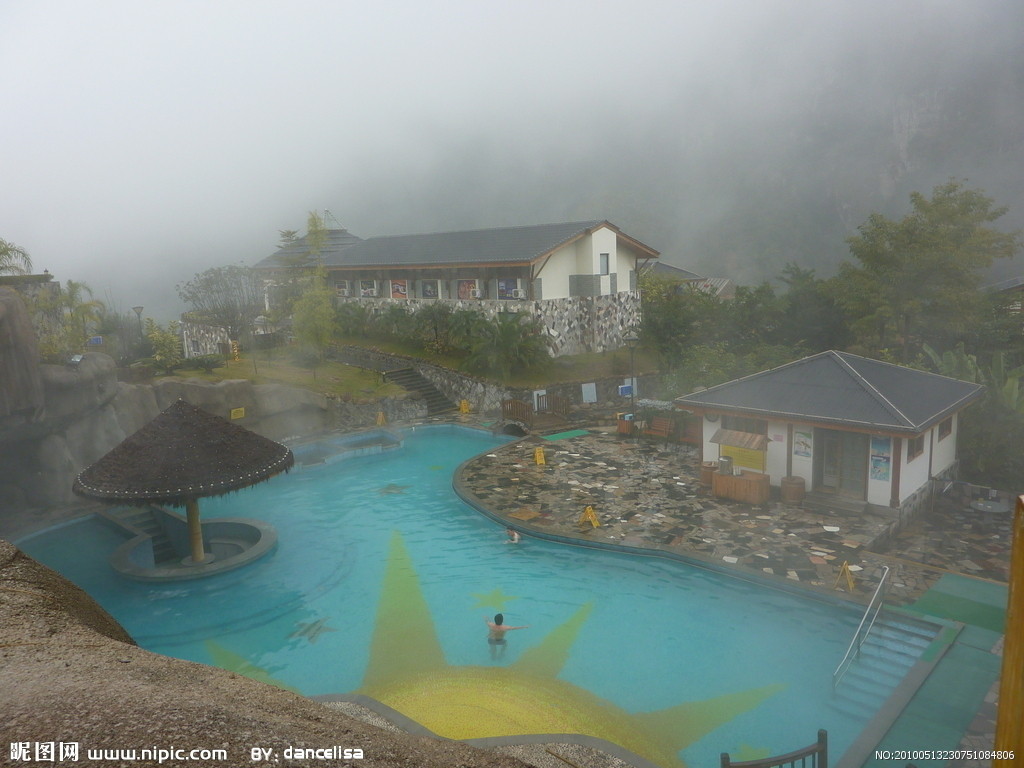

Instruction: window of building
[908,434,925,461]
[334,280,350,297]
[938,416,953,441]
[599,253,610,276]
[721,415,767,435]
[420,279,439,299]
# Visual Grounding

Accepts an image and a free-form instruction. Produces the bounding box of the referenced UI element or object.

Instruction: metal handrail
[832,566,890,689]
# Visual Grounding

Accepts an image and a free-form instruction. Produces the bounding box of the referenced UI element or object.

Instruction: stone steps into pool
[383,368,457,416]
[98,506,177,564]
[829,614,937,721]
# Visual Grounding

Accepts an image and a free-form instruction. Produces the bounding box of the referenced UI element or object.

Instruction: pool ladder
[832,565,890,690]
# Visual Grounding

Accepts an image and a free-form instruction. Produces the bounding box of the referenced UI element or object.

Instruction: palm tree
[62,280,105,346]
[464,312,553,381]
[0,238,33,275]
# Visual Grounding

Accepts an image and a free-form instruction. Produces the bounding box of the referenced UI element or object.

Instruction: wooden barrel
[780,475,806,504]
[700,461,717,487]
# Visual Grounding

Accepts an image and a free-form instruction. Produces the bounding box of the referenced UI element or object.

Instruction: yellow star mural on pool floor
[208,532,786,768]
[471,588,519,611]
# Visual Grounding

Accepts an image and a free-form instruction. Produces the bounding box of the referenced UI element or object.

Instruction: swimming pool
[18,425,932,767]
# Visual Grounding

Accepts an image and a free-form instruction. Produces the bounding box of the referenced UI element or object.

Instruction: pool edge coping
[312,693,665,768]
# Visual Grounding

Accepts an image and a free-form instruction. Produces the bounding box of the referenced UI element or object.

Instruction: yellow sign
[721,445,765,472]
[460,399,470,414]
[534,446,546,465]
[833,561,856,593]
[376,411,387,426]
[230,407,245,420]
[578,505,600,528]
[230,340,240,361]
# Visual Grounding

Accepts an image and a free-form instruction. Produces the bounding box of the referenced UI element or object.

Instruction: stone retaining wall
[335,345,657,417]
[337,291,640,357]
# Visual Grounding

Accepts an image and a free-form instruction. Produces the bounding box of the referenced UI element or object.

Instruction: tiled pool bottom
[16,425,959,767]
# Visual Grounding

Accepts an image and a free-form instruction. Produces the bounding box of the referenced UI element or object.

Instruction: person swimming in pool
[485,613,528,659]
[504,528,520,544]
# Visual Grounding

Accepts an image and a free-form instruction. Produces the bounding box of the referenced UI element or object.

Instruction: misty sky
[3,0,1022,321]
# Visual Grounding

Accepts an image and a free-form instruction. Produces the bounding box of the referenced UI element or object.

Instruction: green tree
[413,302,454,353]
[638,272,717,366]
[776,264,850,353]
[292,267,336,363]
[0,238,33,275]
[177,265,265,342]
[268,213,328,318]
[838,180,1021,361]
[144,318,183,374]
[29,279,105,361]
[448,308,489,351]
[463,312,552,381]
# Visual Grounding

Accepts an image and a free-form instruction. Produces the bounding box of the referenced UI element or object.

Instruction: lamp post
[623,330,639,440]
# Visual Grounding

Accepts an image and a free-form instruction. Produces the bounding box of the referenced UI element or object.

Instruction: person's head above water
[494,613,504,625]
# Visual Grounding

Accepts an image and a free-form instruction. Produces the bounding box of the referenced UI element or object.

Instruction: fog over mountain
[3,0,1022,320]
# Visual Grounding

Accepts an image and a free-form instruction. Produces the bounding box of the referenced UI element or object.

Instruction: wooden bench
[642,416,674,441]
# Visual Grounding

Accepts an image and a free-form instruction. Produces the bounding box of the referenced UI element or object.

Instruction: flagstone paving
[457,427,1014,605]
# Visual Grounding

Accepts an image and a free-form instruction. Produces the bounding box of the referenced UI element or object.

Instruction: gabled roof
[254,228,364,269]
[674,350,984,434]
[256,220,659,270]
[648,262,703,280]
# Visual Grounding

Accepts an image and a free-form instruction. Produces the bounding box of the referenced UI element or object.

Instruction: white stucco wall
[765,420,789,482]
[931,414,958,476]
[899,431,932,505]
[702,416,721,464]
[537,240,578,299]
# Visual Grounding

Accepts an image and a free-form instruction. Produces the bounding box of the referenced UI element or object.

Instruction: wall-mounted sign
[390,279,408,299]
[230,407,245,420]
[793,429,812,458]
[870,436,891,481]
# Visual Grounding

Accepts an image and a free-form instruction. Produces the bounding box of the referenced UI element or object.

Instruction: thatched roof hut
[73,399,293,564]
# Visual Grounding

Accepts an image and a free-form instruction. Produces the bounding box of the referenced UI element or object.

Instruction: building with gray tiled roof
[675,351,984,518]
[256,220,660,356]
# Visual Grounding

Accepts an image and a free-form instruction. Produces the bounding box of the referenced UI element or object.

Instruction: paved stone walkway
[457,427,1013,606]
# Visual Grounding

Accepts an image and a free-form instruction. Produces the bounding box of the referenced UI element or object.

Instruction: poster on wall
[390,279,408,299]
[793,430,812,458]
[359,280,377,297]
[457,279,480,299]
[497,278,518,299]
[870,436,892,481]
[420,280,439,299]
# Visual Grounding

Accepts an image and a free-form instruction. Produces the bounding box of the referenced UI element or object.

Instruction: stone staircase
[99,506,178,564]
[830,614,937,720]
[383,368,458,416]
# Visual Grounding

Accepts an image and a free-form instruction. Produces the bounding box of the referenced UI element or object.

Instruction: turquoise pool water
[19,425,917,766]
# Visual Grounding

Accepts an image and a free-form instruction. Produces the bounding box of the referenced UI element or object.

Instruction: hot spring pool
[18,425,934,767]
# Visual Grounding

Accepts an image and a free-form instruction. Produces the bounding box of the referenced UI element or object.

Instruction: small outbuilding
[674,351,984,520]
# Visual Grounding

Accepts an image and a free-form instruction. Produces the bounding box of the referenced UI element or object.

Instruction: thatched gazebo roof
[73,399,294,507]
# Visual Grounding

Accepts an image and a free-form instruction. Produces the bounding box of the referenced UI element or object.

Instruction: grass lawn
[167,353,406,401]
